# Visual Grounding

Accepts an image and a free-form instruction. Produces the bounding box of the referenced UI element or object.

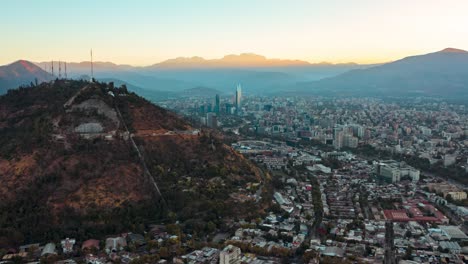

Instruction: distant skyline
[2,0,468,66]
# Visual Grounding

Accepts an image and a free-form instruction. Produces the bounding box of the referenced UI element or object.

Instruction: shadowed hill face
[0,80,264,246]
[0,60,54,94]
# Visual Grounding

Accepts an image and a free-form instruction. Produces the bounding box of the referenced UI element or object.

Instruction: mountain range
[32,54,369,95]
[148,53,313,68]
[2,49,468,98]
[35,53,356,71]
[295,48,468,97]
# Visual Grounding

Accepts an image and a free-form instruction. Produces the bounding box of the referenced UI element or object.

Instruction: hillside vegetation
[0,80,265,247]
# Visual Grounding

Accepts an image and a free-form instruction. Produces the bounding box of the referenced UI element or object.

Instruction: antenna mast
[64,62,67,79]
[51,61,54,76]
[59,61,62,78]
[90,49,94,82]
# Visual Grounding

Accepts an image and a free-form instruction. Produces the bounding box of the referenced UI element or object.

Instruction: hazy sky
[2,0,468,65]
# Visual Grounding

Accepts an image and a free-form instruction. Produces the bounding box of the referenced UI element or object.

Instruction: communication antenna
[59,61,62,78]
[90,49,94,82]
[51,60,54,76]
[64,62,67,79]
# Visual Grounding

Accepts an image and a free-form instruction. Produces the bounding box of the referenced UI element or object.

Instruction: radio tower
[58,61,62,78]
[64,62,67,79]
[90,49,94,82]
[51,61,54,76]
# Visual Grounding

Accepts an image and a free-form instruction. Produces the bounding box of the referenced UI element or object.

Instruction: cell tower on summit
[51,61,54,76]
[58,61,62,78]
[90,49,94,82]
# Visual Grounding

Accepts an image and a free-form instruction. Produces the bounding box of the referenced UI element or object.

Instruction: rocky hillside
[0,80,265,247]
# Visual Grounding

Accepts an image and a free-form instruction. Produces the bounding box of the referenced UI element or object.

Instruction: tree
[205,221,216,233]
[403,247,413,260]
[159,247,169,259]
[446,194,453,203]
[11,256,23,264]
[405,230,412,238]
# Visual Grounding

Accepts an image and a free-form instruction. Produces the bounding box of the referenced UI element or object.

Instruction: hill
[0,80,266,246]
[0,60,54,94]
[295,48,468,97]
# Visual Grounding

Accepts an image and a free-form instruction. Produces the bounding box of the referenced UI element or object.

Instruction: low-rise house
[41,243,57,256]
[61,238,76,254]
[2,252,28,261]
[19,243,40,253]
[220,245,241,264]
[105,237,127,253]
[127,233,146,247]
[55,259,77,264]
[85,254,106,264]
[438,226,468,241]
[180,247,220,264]
[82,239,100,251]
[439,241,461,254]
[321,246,345,258]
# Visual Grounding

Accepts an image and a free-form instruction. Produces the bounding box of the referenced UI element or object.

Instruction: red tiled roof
[82,239,100,250]
[384,210,410,221]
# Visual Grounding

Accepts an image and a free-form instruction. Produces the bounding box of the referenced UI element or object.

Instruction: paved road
[254,168,267,203]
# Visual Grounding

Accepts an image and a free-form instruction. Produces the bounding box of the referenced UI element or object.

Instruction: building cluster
[159,93,468,260]
[232,137,468,262]
[162,95,468,174]
[427,182,468,201]
[160,84,245,129]
[228,179,314,252]
[375,160,420,183]
[1,234,144,264]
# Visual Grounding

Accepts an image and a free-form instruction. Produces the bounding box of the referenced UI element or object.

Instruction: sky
[1,0,468,66]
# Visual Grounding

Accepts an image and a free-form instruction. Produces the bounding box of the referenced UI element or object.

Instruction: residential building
[219,245,241,264]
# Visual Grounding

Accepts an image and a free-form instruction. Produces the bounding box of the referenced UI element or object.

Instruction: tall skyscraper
[215,94,220,114]
[235,84,242,114]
